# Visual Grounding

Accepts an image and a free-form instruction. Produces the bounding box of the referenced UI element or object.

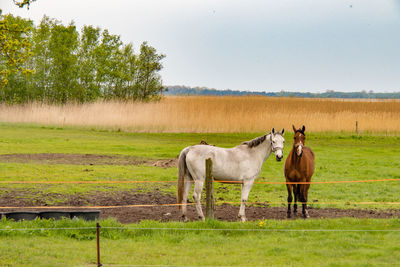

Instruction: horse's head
[270,128,285,161]
[292,125,306,157]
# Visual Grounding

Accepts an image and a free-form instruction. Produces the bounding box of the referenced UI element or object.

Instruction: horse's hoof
[238,215,247,222]
[181,215,188,223]
[287,213,291,219]
[199,216,205,221]
[302,213,310,219]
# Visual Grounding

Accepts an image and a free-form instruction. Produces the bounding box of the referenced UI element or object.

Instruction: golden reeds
[0,96,399,133]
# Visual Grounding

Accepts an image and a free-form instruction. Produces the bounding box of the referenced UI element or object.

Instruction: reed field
[0,96,399,133]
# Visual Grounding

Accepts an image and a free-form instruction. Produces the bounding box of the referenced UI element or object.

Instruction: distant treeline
[165,86,400,99]
[1,14,164,104]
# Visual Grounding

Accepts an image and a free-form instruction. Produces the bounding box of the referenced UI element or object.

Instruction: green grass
[0,123,400,209]
[0,218,399,266]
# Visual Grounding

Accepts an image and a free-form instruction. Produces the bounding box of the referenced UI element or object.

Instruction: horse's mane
[242,134,267,148]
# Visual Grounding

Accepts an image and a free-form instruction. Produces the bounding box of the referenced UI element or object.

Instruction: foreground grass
[0,218,399,266]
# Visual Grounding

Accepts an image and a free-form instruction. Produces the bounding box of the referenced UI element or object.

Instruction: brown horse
[284,125,315,218]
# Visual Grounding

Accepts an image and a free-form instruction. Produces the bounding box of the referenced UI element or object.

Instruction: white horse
[177,128,285,222]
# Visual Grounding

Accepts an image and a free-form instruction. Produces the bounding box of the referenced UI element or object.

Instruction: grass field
[0,96,400,133]
[0,122,399,266]
[0,218,400,266]
[0,123,399,208]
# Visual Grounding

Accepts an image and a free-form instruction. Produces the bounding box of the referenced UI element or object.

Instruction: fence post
[96,222,102,267]
[355,120,358,135]
[205,158,215,219]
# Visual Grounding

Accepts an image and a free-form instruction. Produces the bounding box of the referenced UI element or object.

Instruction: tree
[0,14,34,102]
[135,42,165,100]
[93,29,123,99]
[118,43,137,99]
[77,25,101,101]
[13,0,37,9]
[0,0,36,88]
[47,22,79,103]
[0,12,33,89]
[1,12,166,103]
[29,15,54,101]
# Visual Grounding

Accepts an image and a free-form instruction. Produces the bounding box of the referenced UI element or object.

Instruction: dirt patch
[0,190,399,223]
[0,153,177,168]
[151,159,178,168]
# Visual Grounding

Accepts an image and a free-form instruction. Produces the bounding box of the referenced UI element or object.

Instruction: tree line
[166,86,400,99]
[0,14,165,103]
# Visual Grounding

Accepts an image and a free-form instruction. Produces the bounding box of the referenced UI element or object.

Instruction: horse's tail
[177,147,191,210]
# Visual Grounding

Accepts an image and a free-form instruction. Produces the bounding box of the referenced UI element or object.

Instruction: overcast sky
[2,0,400,93]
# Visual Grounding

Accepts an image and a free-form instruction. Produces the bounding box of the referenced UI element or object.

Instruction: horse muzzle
[296,145,303,157]
[296,150,303,157]
[276,155,283,162]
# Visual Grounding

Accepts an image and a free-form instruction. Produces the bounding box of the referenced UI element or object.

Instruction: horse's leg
[293,184,299,215]
[300,184,310,218]
[193,180,205,221]
[238,179,254,222]
[304,184,310,218]
[181,179,192,222]
[286,183,293,218]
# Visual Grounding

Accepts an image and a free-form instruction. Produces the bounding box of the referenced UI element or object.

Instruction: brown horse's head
[292,125,306,157]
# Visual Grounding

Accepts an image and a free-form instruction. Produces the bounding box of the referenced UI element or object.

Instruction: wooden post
[96,222,102,267]
[205,158,215,219]
[355,120,358,135]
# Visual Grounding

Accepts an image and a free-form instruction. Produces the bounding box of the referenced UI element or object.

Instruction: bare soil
[0,153,177,168]
[0,190,399,223]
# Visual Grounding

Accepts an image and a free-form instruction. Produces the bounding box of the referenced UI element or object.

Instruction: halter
[272,144,283,152]
[295,129,305,136]
[270,134,283,152]
[294,131,305,148]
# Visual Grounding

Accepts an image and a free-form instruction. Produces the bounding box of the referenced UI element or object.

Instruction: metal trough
[39,211,71,220]
[70,210,100,221]
[2,211,39,221]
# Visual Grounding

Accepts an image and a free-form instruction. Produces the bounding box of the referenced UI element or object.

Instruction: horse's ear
[302,125,305,132]
[292,125,296,132]
[281,128,285,135]
[271,128,275,134]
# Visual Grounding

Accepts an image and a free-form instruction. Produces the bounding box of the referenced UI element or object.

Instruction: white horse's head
[270,128,285,161]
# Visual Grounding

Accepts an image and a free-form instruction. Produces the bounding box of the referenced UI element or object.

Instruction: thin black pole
[96,222,102,267]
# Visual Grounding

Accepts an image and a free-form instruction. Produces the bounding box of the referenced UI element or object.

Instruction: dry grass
[0,96,399,133]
